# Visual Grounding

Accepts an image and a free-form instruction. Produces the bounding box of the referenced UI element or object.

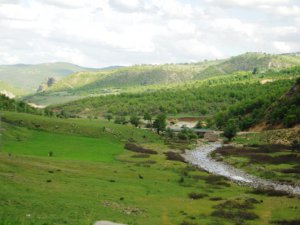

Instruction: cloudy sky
[0,0,299,67]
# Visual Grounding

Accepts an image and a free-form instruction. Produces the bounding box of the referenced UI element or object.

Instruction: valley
[1,52,300,225]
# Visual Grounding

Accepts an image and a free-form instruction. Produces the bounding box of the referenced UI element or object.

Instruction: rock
[47,77,57,87]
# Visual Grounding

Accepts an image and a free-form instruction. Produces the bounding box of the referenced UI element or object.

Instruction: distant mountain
[0,80,27,97]
[0,62,97,93]
[194,52,300,79]
[23,52,300,106]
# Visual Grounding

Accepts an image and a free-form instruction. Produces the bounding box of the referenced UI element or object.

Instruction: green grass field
[1,112,300,225]
[2,129,123,162]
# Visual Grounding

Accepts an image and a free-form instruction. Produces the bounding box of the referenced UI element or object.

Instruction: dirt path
[183,142,300,196]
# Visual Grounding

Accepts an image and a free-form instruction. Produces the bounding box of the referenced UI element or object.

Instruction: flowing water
[183,142,300,196]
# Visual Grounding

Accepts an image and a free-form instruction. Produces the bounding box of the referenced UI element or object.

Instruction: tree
[223,119,238,141]
[104,113,113,121]
[252,67,258,74]
[153,113,167,134]
[114,116,126,124]
[130,115,140,127]
[143,112,152,128]
[143,112,152,122]
[165,127,175,138]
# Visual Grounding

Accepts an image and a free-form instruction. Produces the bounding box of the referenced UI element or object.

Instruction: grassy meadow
[1,112,300,225]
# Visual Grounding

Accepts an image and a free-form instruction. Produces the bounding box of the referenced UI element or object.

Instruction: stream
[183,142,300,196]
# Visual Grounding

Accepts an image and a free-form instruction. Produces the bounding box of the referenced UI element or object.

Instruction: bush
[131,154,150,158]
[177,128,198,140]
[180,221,198,225]
[223,119,238,141]
[114,116,127,124]
[272,219,300,225]
[188,192,208,199]
[209,197,223,201]
[211,198,259,223]
[164,151,185,162]
[124,143,158,154]
[178,132,189,140]
[249,188,289,197]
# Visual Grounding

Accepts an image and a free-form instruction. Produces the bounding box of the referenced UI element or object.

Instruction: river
[183,142,300,196]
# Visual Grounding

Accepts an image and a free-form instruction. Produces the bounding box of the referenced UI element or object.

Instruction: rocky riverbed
[183,142,300,196]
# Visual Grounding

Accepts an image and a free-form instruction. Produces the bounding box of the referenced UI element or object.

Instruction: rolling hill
[25,52,300,106]
[194,52,300,78]
[266,76,300,128]
[0,62,97,93]
[215,66,300,131]
[49,66,300,119]
[0,81,27,97]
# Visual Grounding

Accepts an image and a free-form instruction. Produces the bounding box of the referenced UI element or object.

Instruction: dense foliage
[0,94,40,114]
[26,53,300,106]
[53,79,294,119]
[215,76,300,130]
[267,77,300,127]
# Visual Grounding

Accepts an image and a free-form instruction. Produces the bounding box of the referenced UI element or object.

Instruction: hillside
[0,81,27,97]
[0,62,97,93]
[195,52,300,78]
[215,66,300,130]
[49,67,300,118]
[266,76,300,128]
[25,52,300,106]
[0,94,40,114]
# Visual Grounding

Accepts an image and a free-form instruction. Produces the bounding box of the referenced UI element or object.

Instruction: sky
[0,0,299,68]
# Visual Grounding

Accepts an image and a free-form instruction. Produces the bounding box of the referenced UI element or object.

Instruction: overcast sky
[0,0,299,67]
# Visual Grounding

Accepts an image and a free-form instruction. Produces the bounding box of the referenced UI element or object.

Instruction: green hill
[25,52,300,106]
[0,94,40,114]
[49,67,299,118]
[0,62,97,93]
[195,52,300,78]
[266,75,300,128]
[214,66,300,130]
[0,81,27,97]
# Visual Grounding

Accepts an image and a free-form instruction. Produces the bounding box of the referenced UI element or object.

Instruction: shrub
[209,197,223,201]
[188,192,208,199]
[124,143,158,154]
[114,116,127,124]
[272,219,300,225]
[131,154,150,158]
[250,188,288,197]
[180,221,198,225]
[164,151,185,162]
[178,132,189,140]
[223,119,238,141]
[211,198,259,223]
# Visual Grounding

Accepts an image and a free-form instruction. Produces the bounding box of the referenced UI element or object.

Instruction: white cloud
[274,5,300,16]
[0,0,299,67]
[273,41,292,52]
[206,0,291,7]
[109,0,144,12]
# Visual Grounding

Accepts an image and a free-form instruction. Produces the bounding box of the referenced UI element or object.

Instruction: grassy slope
[0,81,27,96]
[26,52,300,106]
[0,62,96,92]
[215,67,300,131]
[196,52,300,78]
[0,112,300,224]
[51,71,296,117]
[218,131,300,185]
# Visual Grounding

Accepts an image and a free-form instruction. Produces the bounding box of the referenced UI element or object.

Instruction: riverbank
[183,142,300,196]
